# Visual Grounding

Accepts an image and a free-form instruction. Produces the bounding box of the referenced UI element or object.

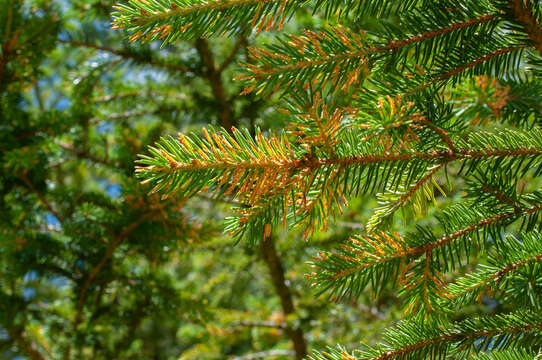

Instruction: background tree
[118,0,542,359]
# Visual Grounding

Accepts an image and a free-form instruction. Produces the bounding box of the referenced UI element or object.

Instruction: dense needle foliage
[114,0,542,359]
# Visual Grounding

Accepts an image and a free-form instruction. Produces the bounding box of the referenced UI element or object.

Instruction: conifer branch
[311,311,542,360]
[111,0,418,43]
[137,126,542,241]
[380,14,498,52]
[143,137,542,175]
[423,121,456,152]
[239,13,499,94]
[435,45,528,82]
[55,140,111,165]
[20,173,65,225]
[58,39,191,73]
[89,108,172,124]
[118,0,284,25]
[109,297,150,358]
[470,350,536,360]
[480,184,522,210]
[311,202,542,301]
[285,92,343,154]
[443,249,542,306]
[71,212,155,341]
[367,315,542,360]
[367,163,444,231]
[112,0,300,42]
[93,90,188,103]
[508,0,542,54]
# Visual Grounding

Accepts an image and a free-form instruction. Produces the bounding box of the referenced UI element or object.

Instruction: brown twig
[58,39,191,73]
[218,35,248,73]
[480,184,522,210]
[65,212,154,359]
[231,320,286,329]
[21,173,64,225]
[7,328,48,360]
[195,38,236,131]
[89,108,169,125]
[93,90,187,103]
[55,140,110,165]
[509,0,542,55]
[261,235,307,359]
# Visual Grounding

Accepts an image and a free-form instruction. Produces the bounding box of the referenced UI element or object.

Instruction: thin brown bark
[261,236,307,360]
[195,38,236,132]
[196,34,306,358]
[7,328,47,360]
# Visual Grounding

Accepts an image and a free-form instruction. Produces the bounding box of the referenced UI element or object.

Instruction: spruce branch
[508,0,542,54]
[440,232,542,309]
[237,25,371,95]
[434,45,528,83]
[137,127,542,241]
[112,0,301,43]
[310,201,542,302]
[239,12,500,95]
[310,0,417,18]
[470,349,537,360]
[451,76,542,127]
[284,92,344,154]
[112,0,418,43]
[380,14,498,53]
[20,173,65,225]
[139,128,542,180]
[55,140,111,165]
[310,311,542,360]
[366,163,444,231]
[58,39,191,73]
[70,211,156,355]
[93,90,188,103]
